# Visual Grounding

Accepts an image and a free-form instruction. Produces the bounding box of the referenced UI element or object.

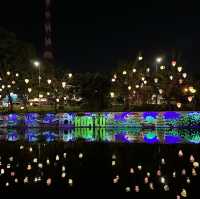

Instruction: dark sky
[0,0,200,73]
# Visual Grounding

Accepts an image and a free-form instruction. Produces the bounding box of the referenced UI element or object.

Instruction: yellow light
[68,73,72,78]
[128,86,131,90]
[56,98,60,102]
[110,92,115,98]
[135,85,139,88]
[144,80,147,84]
[132,68,136,73]
[2,85,5,89]
[188,96,193,102]
[160,65,165,70]
[15,73,19,77]
[28,88,32,93]
[7,71,11,76]
[39,94,43,98]
[33,61,40,67]
[12,80,15,84]
[68,178,73,186]
[7,85,11,88]
[176,102,182,108]
[47,79,52,84]
[46,178,52,186]
[156,57,162,63]
[20,106,24,110]
[111,78,116,82]
[47,92,50,96]
[172,60,176,66]
[30,102,33,106]
[62,82,66,88]
[113,74,117,79]
[184,88,188,93]
[182,73,187,78]
[122,70,127,75]
[177,66,182,72]
[159,89,163,94]
[179,79,183,84]
[154,78,158,83]
[138,56,143,61]
[141,77,145,81]
[169,75,173,80]
[25,79,29,84]
[146,68,150,73]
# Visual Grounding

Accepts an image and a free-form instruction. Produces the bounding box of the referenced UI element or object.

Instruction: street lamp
[33,60,41,106]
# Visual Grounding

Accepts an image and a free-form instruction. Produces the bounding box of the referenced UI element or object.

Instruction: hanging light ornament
[111,78,116,82]
[188,96,193,102]
[172,60,176,66]
[159,89,163,94]
[135,85,139,88]
[128,86,132,90]
[182,73,187,78]
[141,77,145,81]
[7,71,11,76]
[16,73,19,77]
[177,66,182,72]
[110,92,115,98]
[144,80,147,84]
[25,79,29,84]
[146,68,150,73]
[169,75,173,80]
[47,79,52,84]
[138,56,143,61]
[154,78,158,83]
[28,88,32,93]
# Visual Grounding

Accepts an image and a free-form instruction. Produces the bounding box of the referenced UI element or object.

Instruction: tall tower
[43,0,54,62]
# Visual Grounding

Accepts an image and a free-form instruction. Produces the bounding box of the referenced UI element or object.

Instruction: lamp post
[33,61,41,107]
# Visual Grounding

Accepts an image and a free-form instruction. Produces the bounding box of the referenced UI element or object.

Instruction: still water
[0,127,200,144]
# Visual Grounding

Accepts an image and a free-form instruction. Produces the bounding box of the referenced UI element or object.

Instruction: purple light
[165,135,183,144]
[114,132,129,143]
[143,112,158,119]
[164,112,181,120]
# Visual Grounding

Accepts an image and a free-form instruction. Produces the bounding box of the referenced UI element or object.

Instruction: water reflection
[0,128,199,144]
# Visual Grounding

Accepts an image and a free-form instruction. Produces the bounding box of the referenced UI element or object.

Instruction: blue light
[164,112,181,120]
[143,112,158,119]
[165,135,183,144]
[143,132,159,144]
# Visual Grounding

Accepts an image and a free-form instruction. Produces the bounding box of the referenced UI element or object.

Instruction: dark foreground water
[0,128,200,198]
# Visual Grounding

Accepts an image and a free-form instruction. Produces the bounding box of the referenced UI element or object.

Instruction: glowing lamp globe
[68,73,72,78]
[62,82,66,88]
[128,86,131,90]
[56,98,59,102]
[111,78,116,82]
[141,77,145,81]
[146,68,150,73]
[132,68,136,73]
[12,81,15,84]
[15,73,19,77]
[144,80,147,84]
[113,74,117,79]
[135,85,139,88]
[169,75,173,80]
[156,57,162,63]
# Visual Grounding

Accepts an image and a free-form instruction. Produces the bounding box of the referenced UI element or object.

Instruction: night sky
[0,0,200,73]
